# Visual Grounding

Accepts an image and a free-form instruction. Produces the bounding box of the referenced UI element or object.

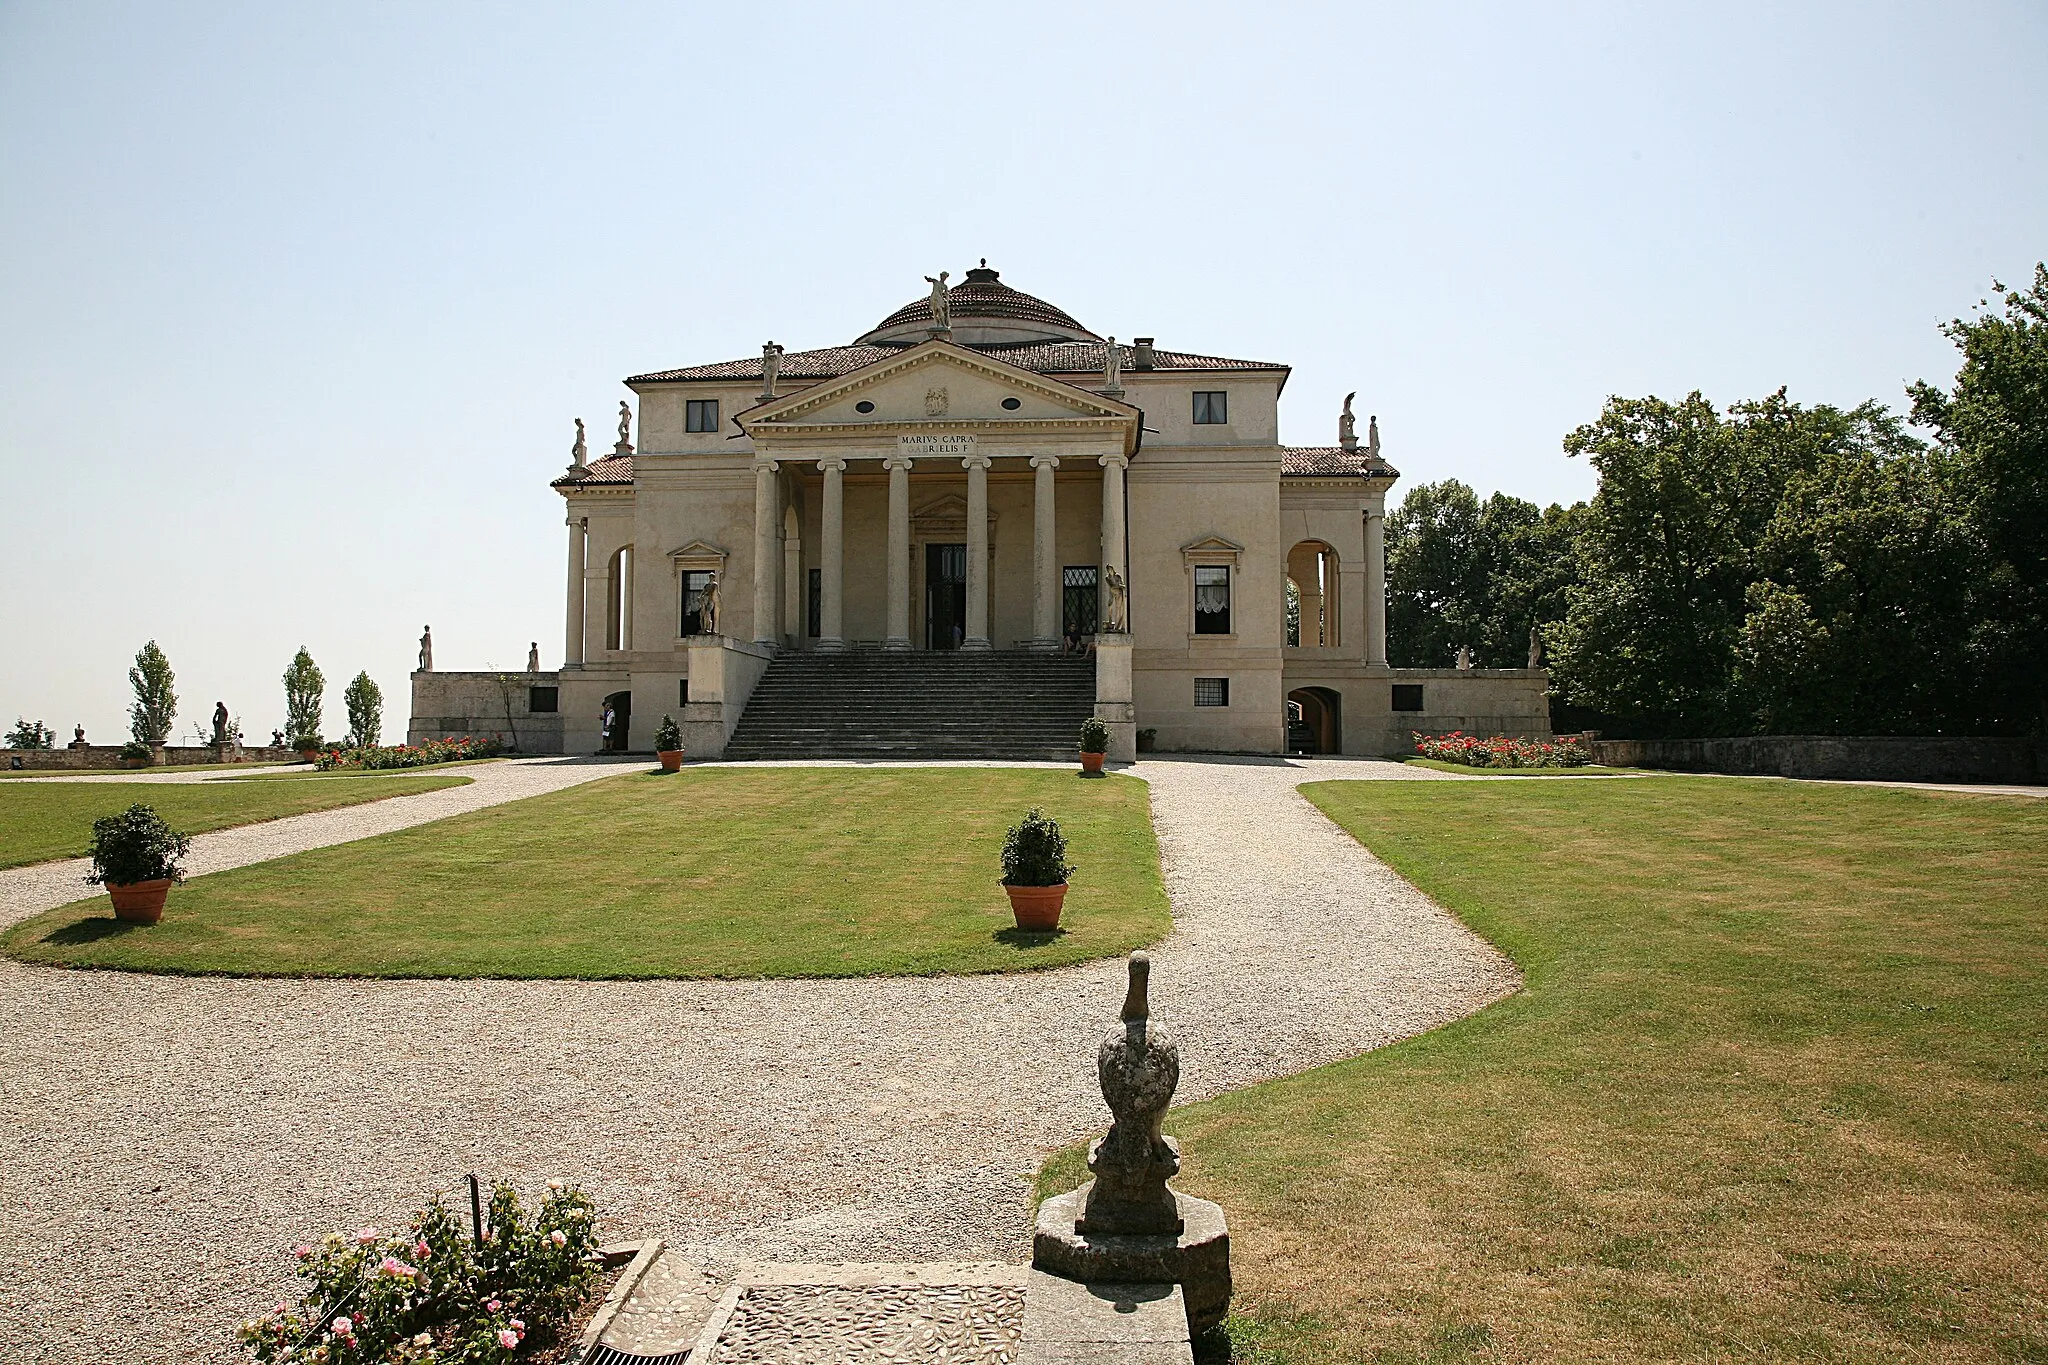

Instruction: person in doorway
[600,702,616,750]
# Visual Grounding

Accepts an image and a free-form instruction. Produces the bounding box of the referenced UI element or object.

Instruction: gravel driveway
[0,754,1517,1364]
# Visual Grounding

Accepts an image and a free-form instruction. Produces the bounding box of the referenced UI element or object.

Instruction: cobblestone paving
[705,1284,1024,1364]
[0,754,1516,1364]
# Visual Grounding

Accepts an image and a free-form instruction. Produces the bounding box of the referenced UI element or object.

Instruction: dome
[855,264,1103,347]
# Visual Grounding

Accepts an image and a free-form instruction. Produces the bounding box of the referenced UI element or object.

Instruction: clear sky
[2,1,2042,744]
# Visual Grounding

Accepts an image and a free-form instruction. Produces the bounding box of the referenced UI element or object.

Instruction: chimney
[1132,338,1156,370]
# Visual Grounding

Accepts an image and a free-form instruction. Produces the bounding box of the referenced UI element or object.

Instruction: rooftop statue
[761,341,784,399]
[1339,392,1358,449]
[571,417,587,468]
[418,626,433,673]
[1368,413,1381,460]
[924,271,951,332]
[1103,337,1123,392]
[616,401,633,453]
[528,641,540,673]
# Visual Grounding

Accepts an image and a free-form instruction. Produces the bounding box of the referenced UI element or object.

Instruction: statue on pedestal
[1102,337,1123,393]
[1528,627,1544,669]
[212,702,229,746]
[528,641,540,673]
[1339,392,1358,449]
[760,341,784,399]
[1456,645,1473,670]
[1368,413,1381,461]
[924,271,951,333]
[418,626,434,672]
[571,418,587,469]
[70,724,87,749]
[1102,565,1129,634]
[615,401,634,454]
[697,572,721,637]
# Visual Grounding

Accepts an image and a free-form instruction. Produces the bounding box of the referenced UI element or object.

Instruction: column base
[960,637,993,652]
[815,638,847,654]
[882,637,913,652]
[1018,637,1063,654]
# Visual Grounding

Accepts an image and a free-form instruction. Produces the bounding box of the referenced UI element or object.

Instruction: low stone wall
[2,745,303,771]
[1585,735,2042,786]
[408,670,566,754]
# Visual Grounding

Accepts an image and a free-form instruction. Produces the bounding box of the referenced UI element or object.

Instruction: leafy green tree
[6,718,54,749]
[282,647,326,745]
[343,671,383,748]
[1387,480,1583,667]
[1908,264,2048,733]
[128,640,177,747]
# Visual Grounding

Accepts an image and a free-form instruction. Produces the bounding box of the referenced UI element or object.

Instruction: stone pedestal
[1092,635,1137,763]
[1033,1184,1230,1338]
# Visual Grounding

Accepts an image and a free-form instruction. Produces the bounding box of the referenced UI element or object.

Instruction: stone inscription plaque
[898,433,978,458]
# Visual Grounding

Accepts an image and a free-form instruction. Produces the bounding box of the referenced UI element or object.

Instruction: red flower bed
[1413,730,1591,769]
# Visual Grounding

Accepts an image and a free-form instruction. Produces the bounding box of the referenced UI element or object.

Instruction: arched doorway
[1287,686,1341,754]
[601,690,632,753]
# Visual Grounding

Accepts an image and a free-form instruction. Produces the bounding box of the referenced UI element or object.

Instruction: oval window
[1001,397,1022,410]
[855,400,875,414]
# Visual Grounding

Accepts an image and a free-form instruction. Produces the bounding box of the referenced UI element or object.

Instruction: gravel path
[0,754,1516,1364]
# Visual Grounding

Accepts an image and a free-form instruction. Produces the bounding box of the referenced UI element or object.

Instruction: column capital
[817,455,848,473]
[752,457,780,474]
[1098,451,1130,471]
[882,453,915,472]
[1029,453,1061,470]
[961,452,993,471]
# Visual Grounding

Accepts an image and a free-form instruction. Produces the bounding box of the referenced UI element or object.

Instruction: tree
[1908,263,2048,733]
[343,672,383,748]
[128,640,177,747]
[1386,480,1584,668]
[6,719,54,749]
[282,647,326,745]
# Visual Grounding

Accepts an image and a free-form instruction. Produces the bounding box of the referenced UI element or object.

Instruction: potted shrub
[1000,807,1073,931]
[654,714,684,772]
[1136,727,1157,753]
[119,739,152,769]
[1078,717,1110,775]
[86,803,191,925]
[290,733,322,762]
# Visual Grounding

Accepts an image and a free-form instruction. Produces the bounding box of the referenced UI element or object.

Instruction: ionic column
[1099,451,1128,633]
[818,455,847,651]
[1365,506,1388,666]
[564,514,587,668]
[752,458,780,645]
[884,452,913,650]
[963,452,992,650]
[1030,454,1060,647]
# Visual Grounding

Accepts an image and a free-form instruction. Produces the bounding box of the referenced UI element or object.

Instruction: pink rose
[416,1238,431,1258]
[487,1298,502,1312]
[510,1318,524,1330]
[498,1328,520,1348]
[356,1227,378,1244]
[549,1229,567,1247]
[293,1244,313,1260]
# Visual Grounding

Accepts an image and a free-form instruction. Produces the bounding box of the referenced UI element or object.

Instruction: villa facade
[409,266,1549,758]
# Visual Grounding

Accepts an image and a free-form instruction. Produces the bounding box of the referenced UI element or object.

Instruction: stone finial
[1081,952,1184,1236]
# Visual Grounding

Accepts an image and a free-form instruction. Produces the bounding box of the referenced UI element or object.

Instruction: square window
[1193,565,1231,634]
[1192,391,1228,424]
[680,571,713,636]
[685,399,720,433]
[527,686,558,713]
[1195,677,1230,707]
[1392,684,1425,712]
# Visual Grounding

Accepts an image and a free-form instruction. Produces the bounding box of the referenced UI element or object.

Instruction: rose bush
[1414,730,1591,769]
[237,1180,599,1363]
[315,737,506,772]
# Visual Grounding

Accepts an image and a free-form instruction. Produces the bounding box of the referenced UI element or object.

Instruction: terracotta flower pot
[657,749,684,772]
[1080,751,1105,775]
[298,749,318,763]
[105,878,172,925]
[1004,882,1068,932]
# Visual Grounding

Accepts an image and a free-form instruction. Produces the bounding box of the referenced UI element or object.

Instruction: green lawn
[1043,778,2048,1364]
[5,768,1170,979]
[1401,757,1644,777]
[0,761,304,778]
[0,774,472,869]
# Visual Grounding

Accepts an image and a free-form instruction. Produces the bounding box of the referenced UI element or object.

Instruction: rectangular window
[680,571,713,636]
[1192,390,1228,425]
[1195,677,1230,707]
[679,679,689,706]
[1062,565,1098,637]
[685,399,720,433]
[807,568,822,638]
[1392,684,1425,712]
[1193,565,1232,634]
[527,686,558,713]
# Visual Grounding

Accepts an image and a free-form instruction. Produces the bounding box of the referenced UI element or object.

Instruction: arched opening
[600,690,632,753]
[1285,540,1339,647]
[605,546,634,651]
[1287,686,1341,755]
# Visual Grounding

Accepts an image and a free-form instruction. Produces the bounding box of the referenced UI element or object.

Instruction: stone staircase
[722,652,1097,762]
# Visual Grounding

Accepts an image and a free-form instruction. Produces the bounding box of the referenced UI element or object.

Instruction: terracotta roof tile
[860,272,1099,342]
[1281,446,1398,478]
[551,454,634,488]
[627,340,1284,386]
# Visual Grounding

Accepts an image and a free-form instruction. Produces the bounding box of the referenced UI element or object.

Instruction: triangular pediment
[737,340,1139,432]
[1181,535,1245,564]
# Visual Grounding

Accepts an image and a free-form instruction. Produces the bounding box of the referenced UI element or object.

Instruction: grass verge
[5,767,1170,979]
[1045,777,2048,1363]
[1401,757,1644,777]
[0,775,471,869]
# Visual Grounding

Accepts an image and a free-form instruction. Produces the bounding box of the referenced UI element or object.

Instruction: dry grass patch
[1045,778,2048,1363]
